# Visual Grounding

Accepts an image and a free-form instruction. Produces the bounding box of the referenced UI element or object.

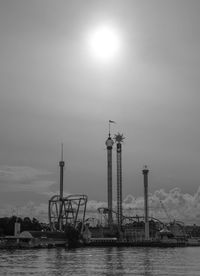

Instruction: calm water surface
[0,247,200,275]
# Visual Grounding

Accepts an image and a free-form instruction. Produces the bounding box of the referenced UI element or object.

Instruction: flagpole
[108,120,116,137]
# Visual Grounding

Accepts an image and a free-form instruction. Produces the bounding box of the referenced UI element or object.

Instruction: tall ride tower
[59,144,65,230]
[143,165,149,240]
[114,133,125,229]
[59,143,65,199]
[48,145,87,233]
[105,134,114,226]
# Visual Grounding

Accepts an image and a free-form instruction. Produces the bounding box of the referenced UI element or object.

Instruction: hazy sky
[0,0,200,222]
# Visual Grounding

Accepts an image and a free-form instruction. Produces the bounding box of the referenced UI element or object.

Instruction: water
[0,247,200,275]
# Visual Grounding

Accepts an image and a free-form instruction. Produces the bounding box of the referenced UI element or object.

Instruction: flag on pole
[108,120,116,137]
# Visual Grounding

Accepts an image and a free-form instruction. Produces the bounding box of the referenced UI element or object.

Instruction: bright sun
[88,25,121,62]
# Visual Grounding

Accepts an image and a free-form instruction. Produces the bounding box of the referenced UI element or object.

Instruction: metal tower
[59,144,65,230]
[114,133,125,229]
[105,134,114,226]
[48,145,88,233]
[143,165,149,240]
[59,143,65,199]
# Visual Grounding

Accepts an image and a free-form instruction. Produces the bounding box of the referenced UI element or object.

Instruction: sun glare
[88,25,121,62]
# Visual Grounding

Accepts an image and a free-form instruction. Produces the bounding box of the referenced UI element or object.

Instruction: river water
[0,246,200,275]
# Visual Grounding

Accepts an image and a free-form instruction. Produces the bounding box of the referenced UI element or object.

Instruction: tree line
[0,216,49,236]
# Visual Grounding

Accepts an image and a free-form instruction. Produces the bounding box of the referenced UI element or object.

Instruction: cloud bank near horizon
[1,185,200,225]
[0,165,200,224]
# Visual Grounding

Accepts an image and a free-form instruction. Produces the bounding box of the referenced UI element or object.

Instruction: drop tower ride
[143,165,149,240]
[114,133,125,229]
[105,131,114,226]
[59,143,65,200]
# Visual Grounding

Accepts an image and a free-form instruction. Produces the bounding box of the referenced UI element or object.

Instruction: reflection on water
[0,247,200,275]
[143,248,153,276]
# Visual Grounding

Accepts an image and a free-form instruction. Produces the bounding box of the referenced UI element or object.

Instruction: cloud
[43,191,71,199]
[0,165,54,193]
[1,178,200,225]
[122,187,200,225]
[86,200,107,212]
[0,166,51,181]
[0,201,49,222]
[85,187,200,225]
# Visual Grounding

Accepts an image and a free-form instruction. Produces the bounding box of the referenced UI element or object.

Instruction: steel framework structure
[48,194,87,233]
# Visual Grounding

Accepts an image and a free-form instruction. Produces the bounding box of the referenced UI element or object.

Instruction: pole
[59,144,65,231]
[117,142,122,228]
[105,136,114,227]
[143,166,149,240]
[59,143,65,199]
[114,133,125,231]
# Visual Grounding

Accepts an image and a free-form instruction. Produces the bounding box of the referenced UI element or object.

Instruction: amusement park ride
[48,125,186,246]
[48,145,87,234]
[87,122,186,245]
[0,126,194,249]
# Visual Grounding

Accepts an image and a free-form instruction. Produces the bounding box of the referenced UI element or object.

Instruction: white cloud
[1,183,200,225]
[122,187,200,225]
[85,187,200,225]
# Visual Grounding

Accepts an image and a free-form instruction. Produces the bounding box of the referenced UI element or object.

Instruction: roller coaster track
[97,207,165,227]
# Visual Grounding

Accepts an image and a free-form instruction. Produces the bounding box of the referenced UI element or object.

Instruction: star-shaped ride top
[114,133,125,143]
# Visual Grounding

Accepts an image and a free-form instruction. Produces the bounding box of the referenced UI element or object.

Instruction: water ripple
[0,247,200,275]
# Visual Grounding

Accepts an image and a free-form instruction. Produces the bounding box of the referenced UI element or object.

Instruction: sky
[0,0,200,224]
